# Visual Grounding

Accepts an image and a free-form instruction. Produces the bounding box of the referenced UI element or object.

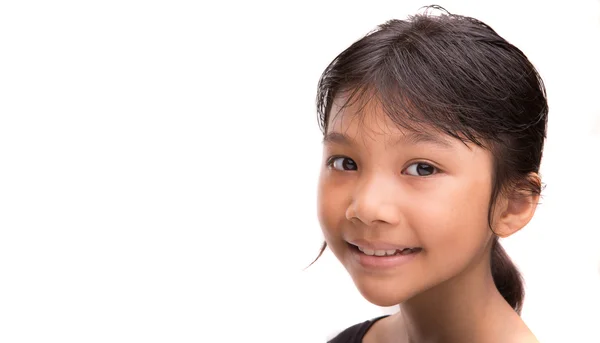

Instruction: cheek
[317,173,346,241]
[411,178,492,264]
[317,172,360,268]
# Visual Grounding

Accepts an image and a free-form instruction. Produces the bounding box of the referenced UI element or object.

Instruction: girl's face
[317,99,497,306]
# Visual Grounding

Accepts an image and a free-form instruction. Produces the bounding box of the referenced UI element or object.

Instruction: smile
[347,242,422,269]
[357,246,420,256]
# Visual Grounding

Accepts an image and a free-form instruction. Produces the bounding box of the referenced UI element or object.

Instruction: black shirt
[328,316,390,343]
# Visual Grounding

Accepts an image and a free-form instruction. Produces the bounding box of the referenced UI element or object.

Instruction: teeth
[361,248,375,255]
[357,246,416,256]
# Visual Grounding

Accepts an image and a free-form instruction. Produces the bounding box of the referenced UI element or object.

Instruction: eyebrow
[322,131,454,149]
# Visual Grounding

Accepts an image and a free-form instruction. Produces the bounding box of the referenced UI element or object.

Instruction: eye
[327,156,357,171]
[404,162,437,176]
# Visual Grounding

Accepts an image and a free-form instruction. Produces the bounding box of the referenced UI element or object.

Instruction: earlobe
[493,173,541,238]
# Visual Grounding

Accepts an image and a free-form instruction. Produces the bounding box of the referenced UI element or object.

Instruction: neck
[396,252,520,343]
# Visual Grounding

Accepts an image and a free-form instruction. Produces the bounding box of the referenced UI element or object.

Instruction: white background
[1,1,599,342]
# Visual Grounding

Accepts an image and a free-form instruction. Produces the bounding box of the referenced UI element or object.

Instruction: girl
[313,6,547,343]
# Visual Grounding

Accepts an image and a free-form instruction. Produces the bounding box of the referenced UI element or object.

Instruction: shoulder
[328,316,389,343]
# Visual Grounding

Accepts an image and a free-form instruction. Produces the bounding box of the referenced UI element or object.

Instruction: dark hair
[311,6,547,314]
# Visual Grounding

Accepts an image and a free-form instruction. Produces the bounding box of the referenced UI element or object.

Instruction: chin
[349,273,417,307]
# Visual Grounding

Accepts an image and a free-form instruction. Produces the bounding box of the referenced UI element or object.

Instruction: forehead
[327,95,451,146]
[329,96,398,137]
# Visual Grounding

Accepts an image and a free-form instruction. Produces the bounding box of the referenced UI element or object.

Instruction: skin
[317,97,540,343]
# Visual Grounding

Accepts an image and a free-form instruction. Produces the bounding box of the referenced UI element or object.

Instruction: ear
[493,173,541,238]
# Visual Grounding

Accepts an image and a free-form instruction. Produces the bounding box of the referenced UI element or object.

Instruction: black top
[328,316,390,343]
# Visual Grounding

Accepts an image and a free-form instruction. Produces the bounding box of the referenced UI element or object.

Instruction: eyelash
[325,155,441,176]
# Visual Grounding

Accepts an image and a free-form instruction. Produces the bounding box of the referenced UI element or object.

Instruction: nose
[345,174,401,227]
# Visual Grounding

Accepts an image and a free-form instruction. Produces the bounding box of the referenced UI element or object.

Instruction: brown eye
[328,157,357,171]
[404,162,437,176]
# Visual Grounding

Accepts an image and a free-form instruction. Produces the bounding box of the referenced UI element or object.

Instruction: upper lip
[347,238,417,251]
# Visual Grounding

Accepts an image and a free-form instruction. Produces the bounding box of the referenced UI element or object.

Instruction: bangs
[317,13,546,149]
[325,82,485,148]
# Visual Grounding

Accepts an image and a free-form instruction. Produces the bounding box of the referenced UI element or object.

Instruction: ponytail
[491,237,524,314]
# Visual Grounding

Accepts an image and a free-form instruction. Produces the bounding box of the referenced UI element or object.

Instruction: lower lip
[348,243,421,270]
